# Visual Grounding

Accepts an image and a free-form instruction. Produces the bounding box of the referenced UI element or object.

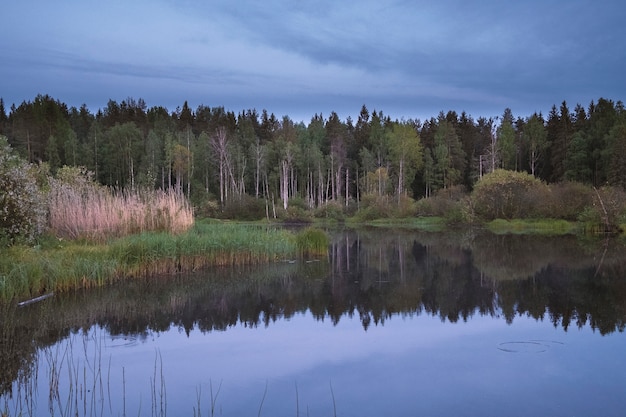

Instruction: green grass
[485,219,579,235]
[349,216,446,231]
[295,227,330,257]
[0,221,328,303]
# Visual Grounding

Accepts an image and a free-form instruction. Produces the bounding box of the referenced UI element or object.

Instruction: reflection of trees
[2,229,626,393]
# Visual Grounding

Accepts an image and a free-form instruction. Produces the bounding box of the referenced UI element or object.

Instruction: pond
[1,228,625,417]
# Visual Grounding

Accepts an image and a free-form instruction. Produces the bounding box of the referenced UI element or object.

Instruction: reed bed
[48,179,194,241]
[110,223,299,276]
[0,223,329,302]
[295,227,330,257]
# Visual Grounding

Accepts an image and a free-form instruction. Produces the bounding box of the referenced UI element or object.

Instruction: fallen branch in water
[18,292,54,307]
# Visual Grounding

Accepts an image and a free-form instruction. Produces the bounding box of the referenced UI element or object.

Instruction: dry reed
[48,182,194,241]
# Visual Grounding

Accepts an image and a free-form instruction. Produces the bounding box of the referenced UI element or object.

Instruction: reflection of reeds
[3,329,340,417]
[1,330,170,417]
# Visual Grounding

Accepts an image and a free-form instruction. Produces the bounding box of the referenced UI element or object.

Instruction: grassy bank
[485,219,580,235]
[0,222,328,303]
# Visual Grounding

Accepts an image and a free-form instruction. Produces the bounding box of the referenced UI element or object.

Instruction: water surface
[2,228,625,416]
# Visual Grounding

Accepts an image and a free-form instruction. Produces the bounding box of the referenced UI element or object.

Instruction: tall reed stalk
[48,176,194,241]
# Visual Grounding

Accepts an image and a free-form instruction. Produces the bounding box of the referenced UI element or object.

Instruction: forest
[1,94,625,219]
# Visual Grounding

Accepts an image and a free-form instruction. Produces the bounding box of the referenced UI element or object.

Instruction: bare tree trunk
[398,157,404,205]
[345,167,349,207]
[281,159,289,210]
[211,127,229,205]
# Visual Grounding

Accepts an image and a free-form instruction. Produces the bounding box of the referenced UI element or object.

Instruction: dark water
[1,228,626,417]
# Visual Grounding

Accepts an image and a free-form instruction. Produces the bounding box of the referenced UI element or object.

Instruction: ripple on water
[497,340,564,353]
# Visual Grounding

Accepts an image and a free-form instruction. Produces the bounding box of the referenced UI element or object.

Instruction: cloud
[1,0,624,121]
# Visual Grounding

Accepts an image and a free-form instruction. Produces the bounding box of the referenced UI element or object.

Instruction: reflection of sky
[16,311,626,417]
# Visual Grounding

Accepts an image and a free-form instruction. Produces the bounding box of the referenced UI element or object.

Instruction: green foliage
[313,201,345,221]
[3,93,626,226]
[280,204,312,223]
[589,186,626,232]
[415,186,470,225]
[524,113,549,176]
[0,137,48,245]
[545,181,593,221]
[0,222,321,301]
[471,169,547,220]
[486,219,577,235]
[432,119,465,191]
[355,194,416,221]
[565,131,592,183]
[295,227,329,257]
[387,121,423,196]
[497,119,516,170]
[220,194,267,220]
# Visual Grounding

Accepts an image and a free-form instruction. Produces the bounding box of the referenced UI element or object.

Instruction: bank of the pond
[345,216,626,237]
[0,222,328,303]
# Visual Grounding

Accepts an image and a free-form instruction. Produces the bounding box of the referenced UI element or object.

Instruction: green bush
[220,194,267,220]
[588,186,626,232]
[0,137,48,245]
[546,181,593,221]
[314,201,345,221]
[471,169,547,220]
[354,194,417,220]
[416,186,467,217]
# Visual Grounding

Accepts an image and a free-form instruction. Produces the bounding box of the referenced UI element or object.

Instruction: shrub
[220,194,267,220]
[0,137,47,245]
[546,182,593,221]
[314,201,345,221]
[415,186,467,217]
[279,204,312,223]
[354,194,417,220]
[471,169,548,220]
[588,186,626,233]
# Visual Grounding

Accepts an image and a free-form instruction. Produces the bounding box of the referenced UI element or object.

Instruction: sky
[1,0,624,124]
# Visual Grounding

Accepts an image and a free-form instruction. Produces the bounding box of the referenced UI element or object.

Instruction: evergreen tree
[0,98,7,136]
[565,131,592,183]
[547,102,573,182]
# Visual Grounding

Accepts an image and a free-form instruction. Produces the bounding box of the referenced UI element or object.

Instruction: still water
[1,228,625,416]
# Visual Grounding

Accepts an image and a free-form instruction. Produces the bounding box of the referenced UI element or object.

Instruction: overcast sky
[1,1,624,123]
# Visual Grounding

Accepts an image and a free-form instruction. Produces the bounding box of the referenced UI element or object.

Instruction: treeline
[1,94,625,212]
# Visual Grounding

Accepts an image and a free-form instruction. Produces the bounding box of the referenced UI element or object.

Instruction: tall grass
[295,227,329,257]
[48,176,194,241]
[0,222,328,302]
[110,222,299,276]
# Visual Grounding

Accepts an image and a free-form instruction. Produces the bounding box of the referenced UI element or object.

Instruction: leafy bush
[0,137,47,245]
[588,186,626,232]
[220,194,267,220]
[415,186,466,217]
[546,182,593,221]
[354,194,417,221]
[471,169,547,220]
[314,201,345,221]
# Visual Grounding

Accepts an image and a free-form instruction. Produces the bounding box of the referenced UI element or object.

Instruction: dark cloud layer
[1,0,624,122]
